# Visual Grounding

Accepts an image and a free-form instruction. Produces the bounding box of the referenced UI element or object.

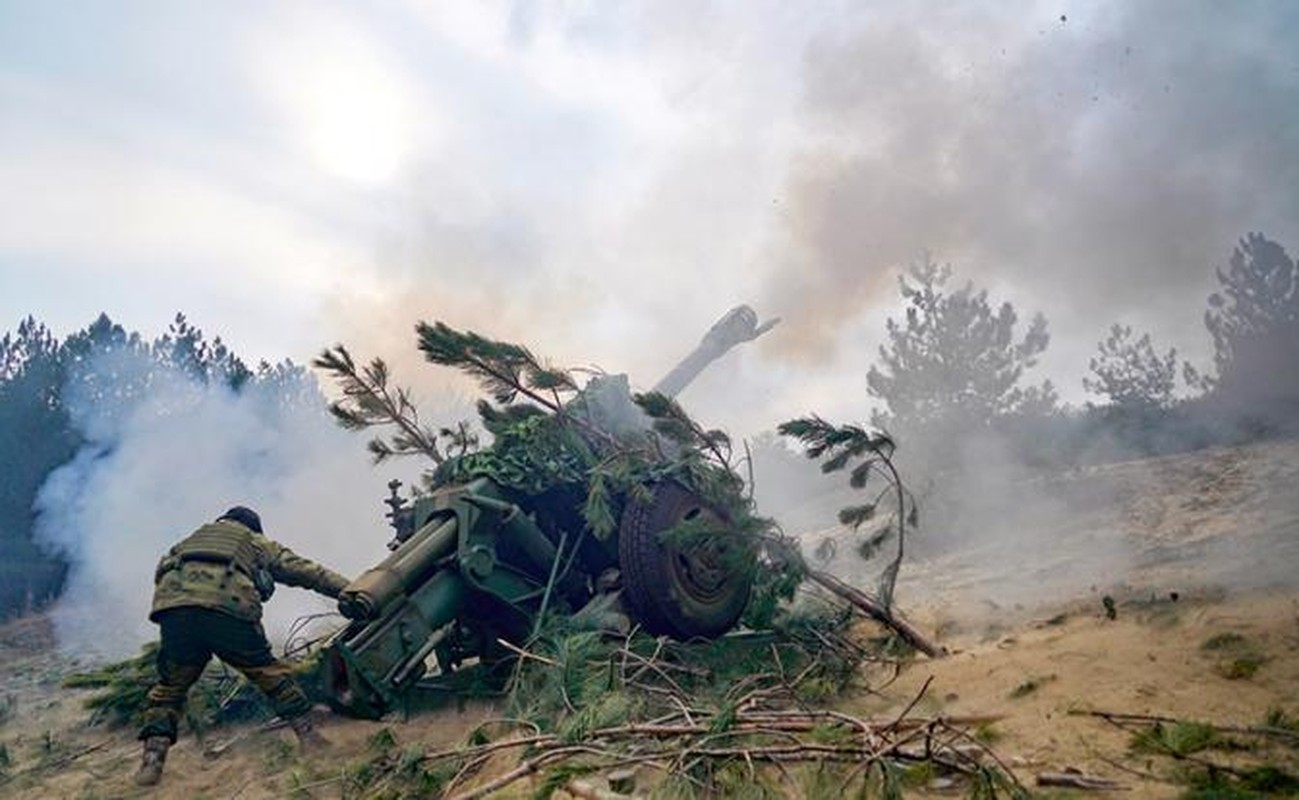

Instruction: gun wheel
[618,482,752,639]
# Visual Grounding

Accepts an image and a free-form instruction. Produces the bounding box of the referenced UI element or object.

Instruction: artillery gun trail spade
[320,307,777,719]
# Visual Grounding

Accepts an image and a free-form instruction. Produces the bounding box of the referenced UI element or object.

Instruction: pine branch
[416,322,630,453]
[313,345,447,464]
[416,321,572,412]
[777,416,913,612]
[634,391,733,470]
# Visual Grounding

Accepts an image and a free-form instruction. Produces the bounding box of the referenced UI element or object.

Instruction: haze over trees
[0,313,318,620]
[750,230,1299,543]
[1074,232,1298,448]
[1198,232,1299,420]
[860,232,1298,464]
[854,255,1060,484]
[1083,325,1180,412]
[866,256,1057,436]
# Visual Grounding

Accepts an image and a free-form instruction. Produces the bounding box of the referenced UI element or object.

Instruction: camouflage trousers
[139,607,312,742]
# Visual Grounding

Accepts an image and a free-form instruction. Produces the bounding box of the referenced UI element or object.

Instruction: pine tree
[1084,324,1179,410]
[1200,232,1299,410]
[0,318,78,617]
[866,256,1057,434]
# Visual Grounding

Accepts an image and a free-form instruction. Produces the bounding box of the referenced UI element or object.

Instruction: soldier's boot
[289,712,331,751]
[242,663,328,751]
[134,736,171,786]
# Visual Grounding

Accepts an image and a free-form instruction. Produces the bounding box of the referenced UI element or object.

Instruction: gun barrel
[652,305,779,397]
[339,515,458,620]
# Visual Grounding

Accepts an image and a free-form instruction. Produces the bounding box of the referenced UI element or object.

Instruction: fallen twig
[807,569,943,657]
[1037,770,1127,791]
[885,675,933,733]
[934,719,1029,793]
[445,745,608,800]
[272,774,345,797]
[4,738,114,779]
[497,637,561,667]
[1073,709,1299,742]
[204,716,297,759]
[398,706,1017,800]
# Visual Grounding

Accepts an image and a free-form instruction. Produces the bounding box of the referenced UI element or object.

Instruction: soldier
[134,506,351,787]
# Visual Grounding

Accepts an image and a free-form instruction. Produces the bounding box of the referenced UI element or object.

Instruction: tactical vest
[169,521,275,600]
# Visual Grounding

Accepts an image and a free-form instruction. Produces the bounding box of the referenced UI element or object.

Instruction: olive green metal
[463,492,558,570]
[338,515,458,620]
[323,477,562,717]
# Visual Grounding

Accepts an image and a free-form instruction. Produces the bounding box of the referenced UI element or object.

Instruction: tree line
[0,313,316,620]
[753,232,1297,534]
[863,231,1297,470]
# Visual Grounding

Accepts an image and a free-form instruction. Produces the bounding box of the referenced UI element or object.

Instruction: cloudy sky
[3,1,1296,435]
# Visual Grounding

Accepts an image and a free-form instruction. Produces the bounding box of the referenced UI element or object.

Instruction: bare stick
[1072,710,1299,742]
[807,569,943,657]
[495,637,560,667]
[7,738,114,778]
[885,676,934,734]
[446,745,615,800]
[1037,771,1127,791]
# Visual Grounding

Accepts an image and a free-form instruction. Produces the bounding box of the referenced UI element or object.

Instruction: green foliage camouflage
[314,345,460,466]
[329,321,804,615]
[301,321,1016,795]
[68,318,1019,797]
[316,598,1027,799]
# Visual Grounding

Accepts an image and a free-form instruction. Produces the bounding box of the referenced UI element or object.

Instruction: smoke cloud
[295,2,1299,441]
[7,3,1296,435]
[33,348,414,661]
[760,2,1299,375]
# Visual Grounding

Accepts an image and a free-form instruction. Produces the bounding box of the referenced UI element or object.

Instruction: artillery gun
[320,308,779,718]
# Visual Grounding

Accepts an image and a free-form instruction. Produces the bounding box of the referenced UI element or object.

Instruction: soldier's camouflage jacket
[151,519,350,622]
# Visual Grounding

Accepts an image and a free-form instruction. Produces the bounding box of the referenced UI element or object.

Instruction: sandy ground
[862,588,1299,798]
[2,438,1297,798]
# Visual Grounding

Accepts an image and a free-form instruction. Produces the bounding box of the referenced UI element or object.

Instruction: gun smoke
[304,1,1299,441]
[32,347,414,661]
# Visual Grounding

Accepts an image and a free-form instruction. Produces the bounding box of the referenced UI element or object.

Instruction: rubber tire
[617,482,752,640]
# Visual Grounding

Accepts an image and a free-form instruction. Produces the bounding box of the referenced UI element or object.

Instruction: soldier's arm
[260,537,351,598]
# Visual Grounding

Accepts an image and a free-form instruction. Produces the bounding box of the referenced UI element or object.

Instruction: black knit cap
[219,506,263,533]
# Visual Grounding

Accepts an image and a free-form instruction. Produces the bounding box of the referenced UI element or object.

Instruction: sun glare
[302,65,411,185]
